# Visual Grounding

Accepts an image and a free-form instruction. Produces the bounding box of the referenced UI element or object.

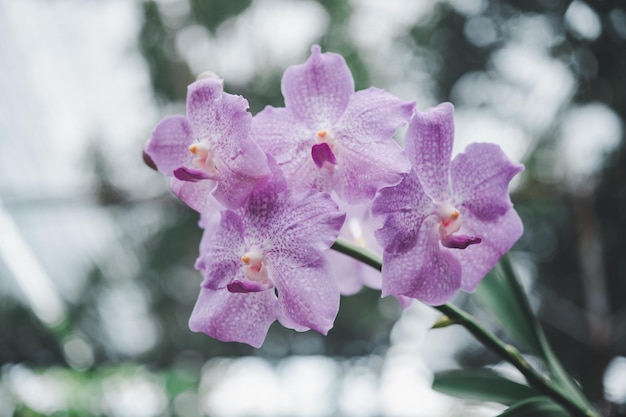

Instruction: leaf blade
[432,369,539,405]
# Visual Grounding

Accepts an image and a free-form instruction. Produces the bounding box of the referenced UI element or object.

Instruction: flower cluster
[145,45,523,347]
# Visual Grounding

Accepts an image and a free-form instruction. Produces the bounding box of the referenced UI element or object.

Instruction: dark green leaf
[497,396,569,417]
[432,369,539,405]
[488,256,593,410]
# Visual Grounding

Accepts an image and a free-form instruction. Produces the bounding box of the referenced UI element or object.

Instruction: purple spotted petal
[282,45,354,127]
[452,208,524,291]
[336,87,415,145]
[381,216,462,305]
[195,210,244,290]
[189,287,277,348]
[213,152,271,209]
[405,103,455,202]
[169,178,216,213]
[186,79,247,155]
[336,138,411,204]
[145,115,193,176]
[450,142,524,221]
[271,254,340,334]
[252,105,311,165]
[372,170,435,254]
[311,142,337,168]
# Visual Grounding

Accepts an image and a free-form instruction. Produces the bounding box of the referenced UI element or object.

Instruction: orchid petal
[271,255,340,335]
[452,208,524,291]
[381,216,462,305]
[213,151,271,209]
[405,103,455,202]
[282,45,354,127]
[169,178,216,213]
[196,210,245,290]
[450,142,524,221]
[186,79,248,157]
[189,287,276,348]
[336,139,411,204]
[251,106,311,165]
[145,115,193,176]
[372,170,435,254]
[337,87,415,145]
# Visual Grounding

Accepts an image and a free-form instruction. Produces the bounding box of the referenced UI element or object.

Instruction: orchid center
[316,129,336,150]
[312,129,338,169]
[188,142,218,177]
[437,202,462,237]
[436,202,482,250]
[228,245,274,293]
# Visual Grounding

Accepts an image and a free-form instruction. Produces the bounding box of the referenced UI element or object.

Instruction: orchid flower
[251,45,415,204]
[145,77,270,211]
[373,103,524,305]
[189,160,345,347]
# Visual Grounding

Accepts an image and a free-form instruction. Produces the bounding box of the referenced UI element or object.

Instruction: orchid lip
[312,142,337,168]
[186,141,219,179]
[174,167,214,182]
[435,201,481,250]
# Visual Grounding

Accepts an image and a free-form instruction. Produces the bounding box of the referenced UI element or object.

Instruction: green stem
[331,238,601,417]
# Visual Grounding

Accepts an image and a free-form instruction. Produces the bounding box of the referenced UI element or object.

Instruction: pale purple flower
[189,160,345,347]
[372,103,524,305]
[252,45,415,204]
[145,77,270,211]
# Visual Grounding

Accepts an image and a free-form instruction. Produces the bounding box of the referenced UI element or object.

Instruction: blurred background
[0,0,625,416]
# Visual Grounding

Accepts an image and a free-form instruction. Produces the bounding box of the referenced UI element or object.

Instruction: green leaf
[478,256,593,411]
[496,396,569,417]
[475,264,543,355]
[432,369,539,405]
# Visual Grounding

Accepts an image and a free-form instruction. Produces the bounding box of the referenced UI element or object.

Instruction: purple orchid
[145,77,270,211]
[188,160,345,347]
[372,103,524,305]
[251,45,415,204]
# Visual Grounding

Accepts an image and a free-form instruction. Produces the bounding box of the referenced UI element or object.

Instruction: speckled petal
[336,138,411,204]
[186,78,242,152]
[195,210,245,290]
[281,45,354,127]
[336,87,415,145]
[381,216,462,305]
[405,103,455,202]
[251,106,311,165]
[169,178,216,213]
[272,254,340,335]
[372,170,435,254]
[450,142,524,221]
[189,287,277,348]
[213,151,271,209]
[452,208,524,292]
[145,115,193,176]
[243,161,345,262]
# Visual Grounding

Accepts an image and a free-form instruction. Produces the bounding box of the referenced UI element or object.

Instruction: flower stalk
[331,238,601,417]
